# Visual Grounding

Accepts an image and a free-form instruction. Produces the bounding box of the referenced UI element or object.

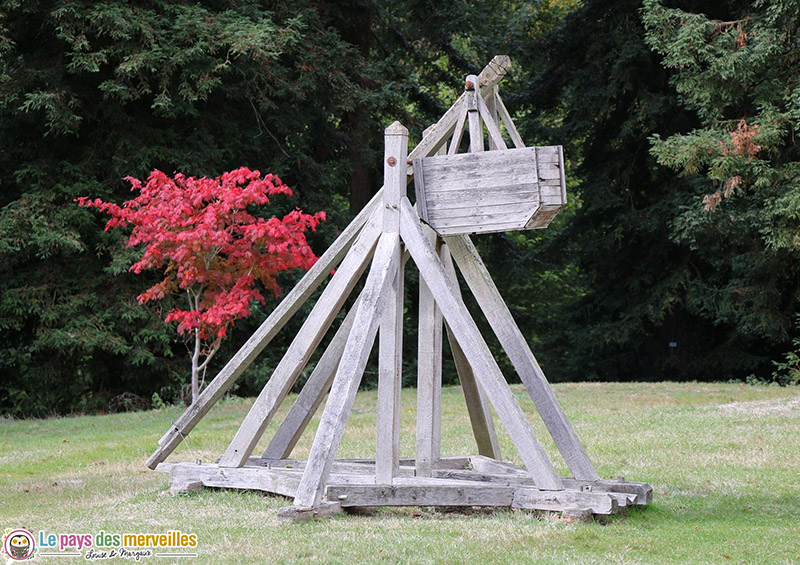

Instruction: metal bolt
[465,80,474,90]
[387,157,397,166]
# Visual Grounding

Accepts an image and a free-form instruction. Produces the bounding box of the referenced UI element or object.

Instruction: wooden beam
[327,483,515,507]
[466,75,484,153]
[416,233,444,477]
[376,123,407,484]
[261,296,359,460]
[218,216,382,468]
[440,243,501,459]
[293,232,402,508]
[476,88,507,151]
[399,198,563,491]
[445,235,600,480]
[495,92,525,149]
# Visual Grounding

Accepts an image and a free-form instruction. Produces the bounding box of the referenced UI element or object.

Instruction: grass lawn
[1,381,799,564]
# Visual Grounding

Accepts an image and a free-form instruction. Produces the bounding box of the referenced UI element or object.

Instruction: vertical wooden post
[466,74,484,153]
[376,122,407,484]
[293,233,401,508]
[416,126,445,478]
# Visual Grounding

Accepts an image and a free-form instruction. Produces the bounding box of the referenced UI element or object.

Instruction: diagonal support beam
[293,232,402,508]
[262,295,359,460]
[444,234,599,481]
[218,214,382,468]
[439,241,501,459]
[399,198,563,490]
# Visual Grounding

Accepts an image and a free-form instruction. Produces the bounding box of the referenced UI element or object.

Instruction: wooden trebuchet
[149,56,650,522]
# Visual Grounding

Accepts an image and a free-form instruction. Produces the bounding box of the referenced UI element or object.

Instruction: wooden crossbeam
[399,197,563,491]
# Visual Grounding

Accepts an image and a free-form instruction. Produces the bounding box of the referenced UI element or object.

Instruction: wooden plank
[427,201,541,220]
[561,478,653,505]
[416,147,539,188]
[217,216,383,468]
[376,124,407,484]
[495,92,525,149]
[433,220,536,237]
[416,233,444,478]
[426,210,532,232]
[512,488,618,515]
[262,295,359,460]
[440,243,501,459]
[327,484,515,507]
[293,232,402,508]
[425,189,542,210]
[399,198,563,491]
[168,462,301,498]
[145,194,380,469]
[445,235,599,481]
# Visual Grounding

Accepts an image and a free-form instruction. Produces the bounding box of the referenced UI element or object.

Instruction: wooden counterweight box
[413,145,567,236]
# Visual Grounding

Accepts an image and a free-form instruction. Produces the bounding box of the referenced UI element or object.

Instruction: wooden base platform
[157,456,651,520]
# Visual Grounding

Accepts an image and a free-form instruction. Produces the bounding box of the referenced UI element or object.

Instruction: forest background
[2,0,799,417]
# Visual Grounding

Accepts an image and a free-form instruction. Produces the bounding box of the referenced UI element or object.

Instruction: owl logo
[2,528,36,561]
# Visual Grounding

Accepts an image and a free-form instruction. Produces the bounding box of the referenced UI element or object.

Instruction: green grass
[1,382,799,564]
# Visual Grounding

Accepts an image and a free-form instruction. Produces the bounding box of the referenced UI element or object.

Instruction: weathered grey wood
[376,123,407,484]
[495,92,525,149]
[145,196,380,469]
[468,455,528,476]
[426,201,539,221]
[410,57,511,160]
[277,502,343,521]
[218,216,382,468]
[447,104,468,156]
[466,75,484,153]
[416,233,444,477]
[485,86,500,151]
[262,296,359,460]
[476,89,507,150]
[512,488,618,515]
[399,198,563,491]
[413,146,566,235]
[293,232,402,508]
[561,478,653,505]
[327,484,515,507]
[445,235,600,481]
[439,243,501,459]
[168,462,301,498]
[414,147,542,187]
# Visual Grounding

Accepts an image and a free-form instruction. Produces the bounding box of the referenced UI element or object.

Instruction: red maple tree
[78,168,325,403]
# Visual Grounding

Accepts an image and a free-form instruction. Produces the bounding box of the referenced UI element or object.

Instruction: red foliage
[77,168,325,342]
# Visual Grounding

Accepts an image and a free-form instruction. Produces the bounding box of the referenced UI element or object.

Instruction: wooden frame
[150,56,651,521]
